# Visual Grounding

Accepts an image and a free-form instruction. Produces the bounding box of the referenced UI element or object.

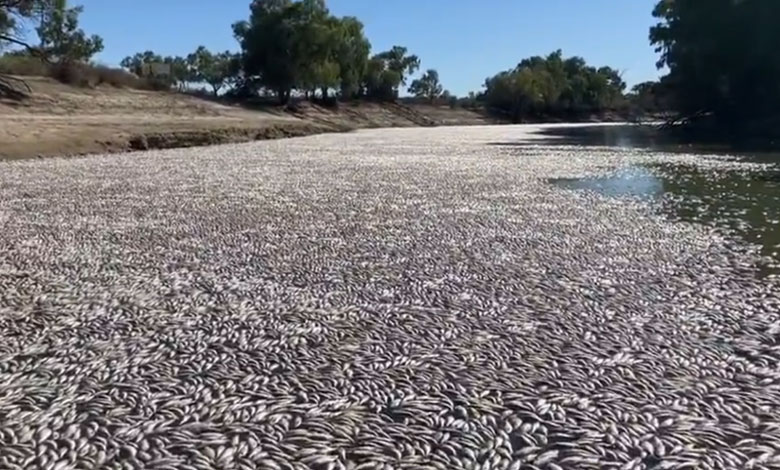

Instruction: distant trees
[233,0,352,103]
[188,47,239,96]
[482,50,626,122]
[233,1,422,103]
[120,47,240,94]
[650,0,780,136]
[121,51,191,90]
[408,69,443,103]
[627,80,672,115]
[4,0,444,103]
[364,46,419,100]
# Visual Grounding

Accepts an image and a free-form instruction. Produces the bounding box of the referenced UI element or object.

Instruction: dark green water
[546,126,780,278]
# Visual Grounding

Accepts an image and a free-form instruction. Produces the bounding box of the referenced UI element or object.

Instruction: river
[543,124,780,278]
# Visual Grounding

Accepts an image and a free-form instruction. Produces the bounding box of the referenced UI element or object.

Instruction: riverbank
[0,76,493,159]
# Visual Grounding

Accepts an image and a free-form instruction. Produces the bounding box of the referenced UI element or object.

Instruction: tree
[234,0,342,102]
[1,0,45,52]
[234,0,382,103]
[188,46,238,96]
[334,16,369,99]
[292,2,341,100]
[482,51,627,122]
[627,80,673,116]
[121,50,163,76]
[121,51,193,90]
[164,55,192,90]
[363,46,419,100]
[408,69,443,103]
[1,1,39,94]
[233,0,298,103]
[374,45,419,86]
[36,0,103,63]
[650,0,780,135]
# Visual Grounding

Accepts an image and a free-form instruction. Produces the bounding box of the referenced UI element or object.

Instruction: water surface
[544,125,780,277]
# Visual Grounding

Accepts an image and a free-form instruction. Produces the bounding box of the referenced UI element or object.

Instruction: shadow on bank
[491,123,780,156]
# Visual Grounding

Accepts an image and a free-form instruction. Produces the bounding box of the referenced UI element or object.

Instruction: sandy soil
[0,76,490,159]
[0,77,305,159]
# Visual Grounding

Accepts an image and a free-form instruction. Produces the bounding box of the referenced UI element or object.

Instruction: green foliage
[335,16,369,99]
[120,50,163,76]
[0,52,48,75]
[233,0,380,103]
[363,46,419,101]
[36,0,103,63]
[628,80,672,115]
[188,46,239,95]
[233,0,298,102]
[0,51,144,89]
[482,50,626,122]
[120,51,193,90]
[1,0,43,49]
[375,46,419,86]
[408,69,443,102]
[650,0,780,135]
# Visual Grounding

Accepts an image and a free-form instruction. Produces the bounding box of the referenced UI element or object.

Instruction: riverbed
[0,124,778,469]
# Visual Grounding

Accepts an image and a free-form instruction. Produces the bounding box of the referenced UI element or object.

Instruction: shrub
[49,62,94,87]
[92,65,142,88]
[0,55,154,90]
[0,55,50,76]
[139,76,172,91]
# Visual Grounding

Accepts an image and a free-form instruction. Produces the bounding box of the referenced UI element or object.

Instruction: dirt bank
[0,76,492,159]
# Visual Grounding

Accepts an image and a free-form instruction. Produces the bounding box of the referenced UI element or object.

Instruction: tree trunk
[321,87,329,100]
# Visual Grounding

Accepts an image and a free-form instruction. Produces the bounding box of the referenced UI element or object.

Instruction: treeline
[116,1,448,103]
[1,0,640,119]
[0,0,641,119]
[481,50,627,122]
[119,48,241,95]
[0,0,459,103]
[15,0,767,136]
[647,0,780,138]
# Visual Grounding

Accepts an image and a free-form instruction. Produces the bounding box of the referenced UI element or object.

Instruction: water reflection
[541,125,780,278]
[554,167,664,200]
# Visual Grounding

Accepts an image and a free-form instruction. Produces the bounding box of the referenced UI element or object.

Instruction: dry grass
[0,55,151,89]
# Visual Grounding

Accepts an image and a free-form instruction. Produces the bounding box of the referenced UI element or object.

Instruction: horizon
[21,0,663,96]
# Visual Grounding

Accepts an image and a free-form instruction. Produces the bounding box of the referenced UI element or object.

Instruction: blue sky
[53,0,662,95]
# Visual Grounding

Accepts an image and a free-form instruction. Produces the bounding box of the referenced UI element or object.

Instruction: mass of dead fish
[0,124,778,470]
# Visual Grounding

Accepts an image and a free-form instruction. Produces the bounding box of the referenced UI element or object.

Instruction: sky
[41,0,663,96]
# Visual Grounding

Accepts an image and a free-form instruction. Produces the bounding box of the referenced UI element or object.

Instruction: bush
[92,65,143,88]
[0,55,51,76]
[51,62,149,88]
[49,62,94,87]
[0,55,155,90]
[139,76,173,91]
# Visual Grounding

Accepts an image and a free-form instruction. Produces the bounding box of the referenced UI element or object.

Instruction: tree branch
[0,32,33,51]
[0,32,46,59]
